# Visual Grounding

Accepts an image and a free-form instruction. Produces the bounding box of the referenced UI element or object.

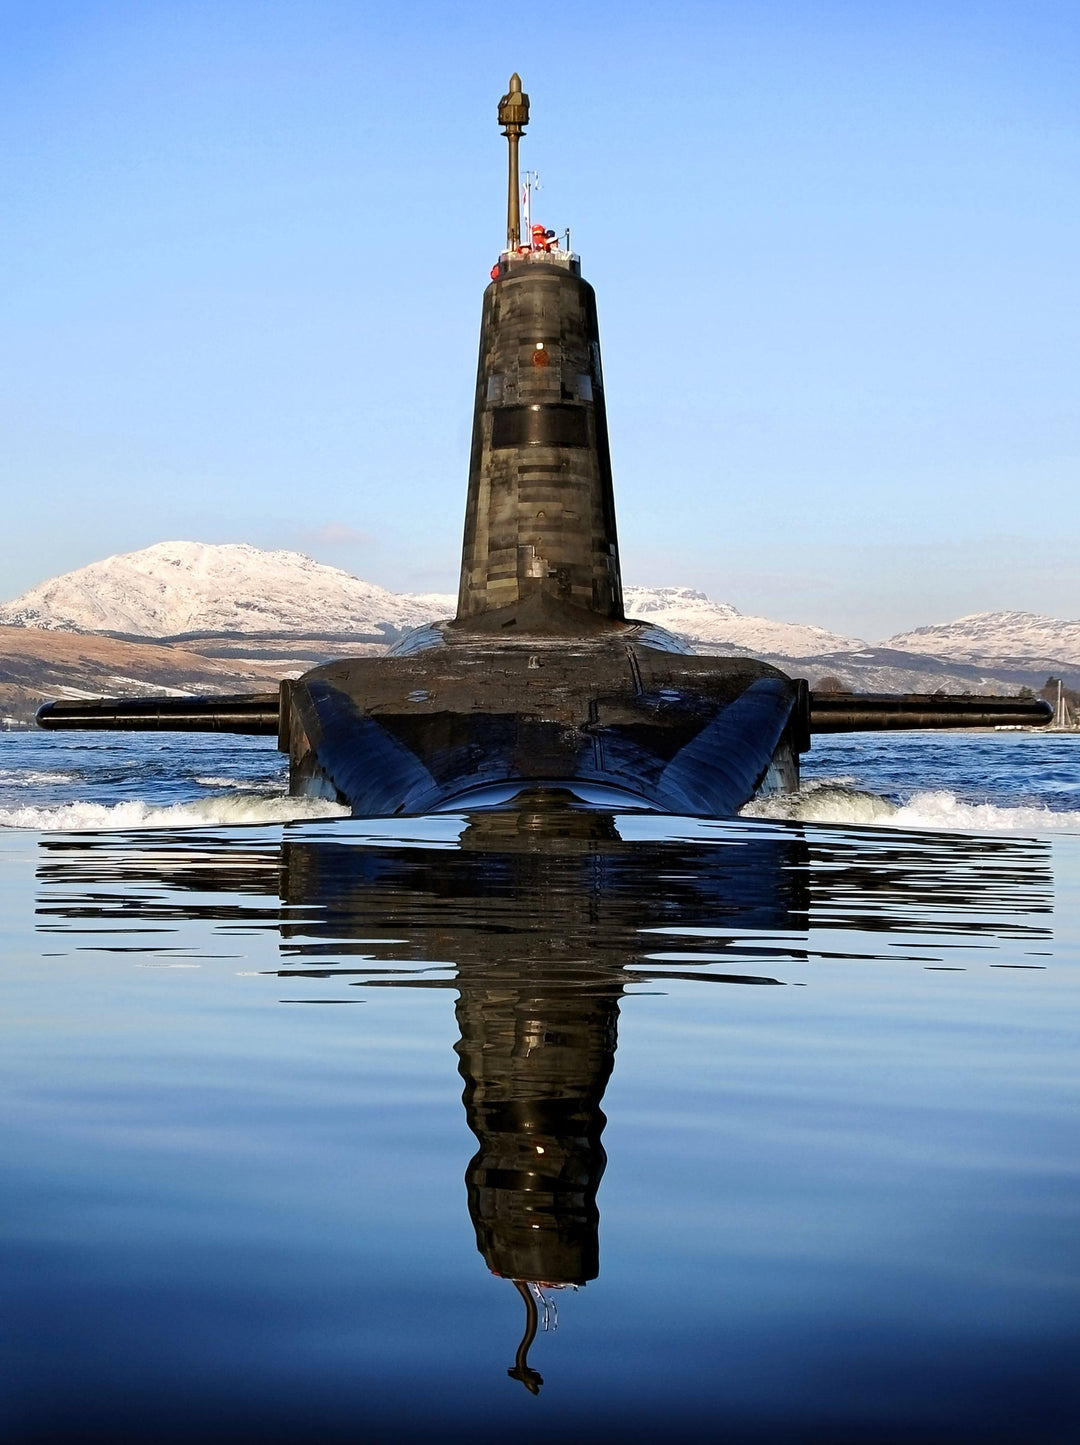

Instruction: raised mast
[498,74,529,251]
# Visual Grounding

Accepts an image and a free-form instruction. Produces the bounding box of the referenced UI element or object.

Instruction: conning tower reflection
[454,801,623,1389]
[456,976,616,1390]
[456,961,615,1288]
[278,798,809,1390]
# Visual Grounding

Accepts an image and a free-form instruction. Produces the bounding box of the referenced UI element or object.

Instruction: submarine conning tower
[455,74,623,631]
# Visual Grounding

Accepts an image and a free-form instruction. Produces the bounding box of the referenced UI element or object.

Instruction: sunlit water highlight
[0,727,1078,1442]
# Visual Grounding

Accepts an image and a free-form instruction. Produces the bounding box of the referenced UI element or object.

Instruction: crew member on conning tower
[529,223,557,252]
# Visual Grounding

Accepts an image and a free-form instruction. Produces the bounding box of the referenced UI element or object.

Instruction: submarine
[37,75,1052,814]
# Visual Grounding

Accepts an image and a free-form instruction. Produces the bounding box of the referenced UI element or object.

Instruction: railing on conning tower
[492,245,581,279]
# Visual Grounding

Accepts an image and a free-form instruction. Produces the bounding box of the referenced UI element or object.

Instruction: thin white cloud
[293,523,375,550]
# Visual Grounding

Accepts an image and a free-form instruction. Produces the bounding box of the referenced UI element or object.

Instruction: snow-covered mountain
[884,611,1080,666]
[0,545,859,659]
[2,545,1075,672]
[622,586,860,658]
[0,542,448,639]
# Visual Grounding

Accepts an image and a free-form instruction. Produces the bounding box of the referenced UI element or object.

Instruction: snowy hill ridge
[0,544,860,659]
[0,542,446,640]
[620,586,859,657]
[883,611,1080,666]
[1,543,1076,665]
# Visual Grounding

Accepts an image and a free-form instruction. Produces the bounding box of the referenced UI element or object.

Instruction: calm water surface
[1,731,1078,1442]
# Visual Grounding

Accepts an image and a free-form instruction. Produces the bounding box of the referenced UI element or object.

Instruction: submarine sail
[458,123,622,628]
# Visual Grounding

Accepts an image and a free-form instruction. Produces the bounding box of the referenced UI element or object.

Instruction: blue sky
[0,0,1077,638]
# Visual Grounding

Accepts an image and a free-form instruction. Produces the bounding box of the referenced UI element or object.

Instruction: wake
[0,795,348,832]
[1,781,1075,836]
[743,781,1080,833]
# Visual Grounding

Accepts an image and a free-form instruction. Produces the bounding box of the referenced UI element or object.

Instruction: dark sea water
[1,729,1079,1443]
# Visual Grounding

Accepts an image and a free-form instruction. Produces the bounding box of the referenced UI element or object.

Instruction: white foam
[743,782,1080,834]
[194,775,285,793]
[892,790,1080,834]
[0,794,349,832]
[742,783,898,825]
[0,769,78,786]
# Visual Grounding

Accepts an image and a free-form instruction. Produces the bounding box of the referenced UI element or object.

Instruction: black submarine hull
[281,625,807,816]
[37,665,1053,818]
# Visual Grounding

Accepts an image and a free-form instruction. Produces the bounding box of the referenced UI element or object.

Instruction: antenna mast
[523,170,541,245]
[498,73,530,251]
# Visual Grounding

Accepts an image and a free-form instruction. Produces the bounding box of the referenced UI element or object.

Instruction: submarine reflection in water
[279,799,809,1391]
[34,809,1054,1395]
[455,942,617,1393]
